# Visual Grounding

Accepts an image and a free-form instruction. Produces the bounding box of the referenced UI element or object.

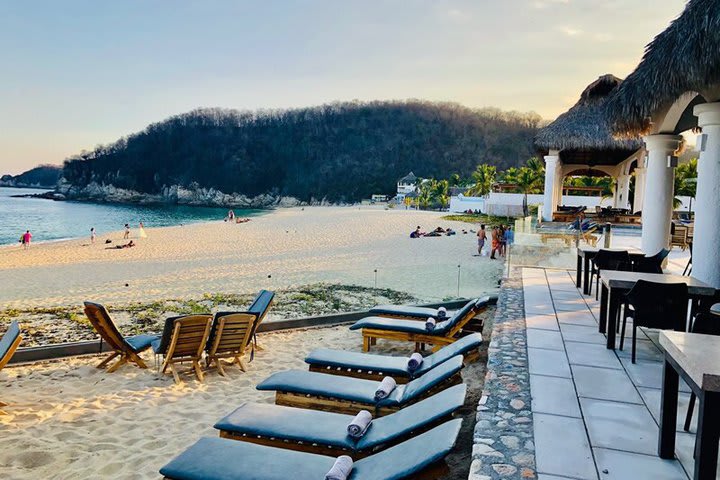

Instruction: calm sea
[0,187,263,246]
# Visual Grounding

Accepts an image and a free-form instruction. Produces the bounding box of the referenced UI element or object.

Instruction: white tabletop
[660,331,720,392]
[711,304,720,316]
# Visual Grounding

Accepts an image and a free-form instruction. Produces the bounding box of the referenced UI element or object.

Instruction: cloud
[531,0,570,9]
[558,26,582,36]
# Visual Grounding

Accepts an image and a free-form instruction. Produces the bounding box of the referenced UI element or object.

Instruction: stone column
[692,102,720,287]
[553,167,564,209]
[542,153,559,221]
[633,166,646,213]
[641,134,683,255]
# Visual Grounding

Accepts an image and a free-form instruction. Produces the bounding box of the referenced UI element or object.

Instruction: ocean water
[0,187,263,246]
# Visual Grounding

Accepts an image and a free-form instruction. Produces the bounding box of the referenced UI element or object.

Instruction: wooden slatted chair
[246,290,275,351]
[153,315,213,384]
[206,313,256,375]
[0,321,21,415]
[83,302,159,372]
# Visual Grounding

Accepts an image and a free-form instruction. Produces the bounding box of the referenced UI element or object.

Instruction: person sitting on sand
[410,226,423,238]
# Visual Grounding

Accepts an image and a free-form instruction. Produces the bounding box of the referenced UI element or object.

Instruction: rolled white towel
[425,317,436,331]
[407,352,424,371]
[325,455,354,480]
[347,410,373,438]
[374,376,397,401]
[437,307,447,318]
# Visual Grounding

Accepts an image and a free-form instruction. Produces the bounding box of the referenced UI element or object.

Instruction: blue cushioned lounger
[368,304,459,320]
[214,384,466,456]
[305,333,482,382]
[256,355,463,415]
[351,296,497,334]
[160,419,462,480]
[350,295,497,353]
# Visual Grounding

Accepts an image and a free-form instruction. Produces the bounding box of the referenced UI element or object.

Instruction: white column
[692,102,720,287]
[633,166,646,213]
[615,174,631,209]
[641,134,682,255]
[542,154,559,221]
[553,167,564,208]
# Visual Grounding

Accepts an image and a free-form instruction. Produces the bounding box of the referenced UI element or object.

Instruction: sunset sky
[0,0,688,174]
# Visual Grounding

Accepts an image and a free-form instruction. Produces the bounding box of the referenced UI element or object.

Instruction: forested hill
[62,101,542,203]
[0,165,62,188]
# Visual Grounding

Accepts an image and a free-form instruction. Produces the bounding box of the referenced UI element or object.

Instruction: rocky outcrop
[56,180,311,208]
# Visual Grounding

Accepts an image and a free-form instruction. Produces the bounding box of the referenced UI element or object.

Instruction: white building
[395,172,418,202]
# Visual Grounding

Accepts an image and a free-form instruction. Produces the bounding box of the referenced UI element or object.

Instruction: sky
[0,0,688,174]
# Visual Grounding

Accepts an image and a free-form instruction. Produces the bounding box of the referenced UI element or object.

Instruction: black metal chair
[590,249,631,300]
[633,248,670,274]
[619,280,688,363]
[683,310,720,432]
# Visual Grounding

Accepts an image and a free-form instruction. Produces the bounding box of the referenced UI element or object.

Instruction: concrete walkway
[523,267,717,479]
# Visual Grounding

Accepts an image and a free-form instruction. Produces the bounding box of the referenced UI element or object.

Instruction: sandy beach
[0,320,492,480]
[0,206,503,310]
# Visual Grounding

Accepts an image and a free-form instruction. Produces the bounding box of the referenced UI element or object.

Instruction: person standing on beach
[21,230,32,249]
[138,222,147,239]
[490,227,499,260]
[90,228,96,244]
[477,225,487,255]
[123,224,130,239]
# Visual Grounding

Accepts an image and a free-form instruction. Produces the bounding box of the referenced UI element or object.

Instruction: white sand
[0,324,489,479]
[0,206,504,309]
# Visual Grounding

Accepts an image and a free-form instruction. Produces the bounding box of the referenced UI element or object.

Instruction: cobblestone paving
[469,268,536,479]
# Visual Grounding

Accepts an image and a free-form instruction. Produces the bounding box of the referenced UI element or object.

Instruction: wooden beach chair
[245,290,275,351]
[205,312,256,375]
[0,321,21,415]
[304,333,483,383]
[256,355,463,417]
[83,302,159,372]
[350,296,496,353]
[152,314,213,384]
[213,384,466,458]
[160,419,462,480]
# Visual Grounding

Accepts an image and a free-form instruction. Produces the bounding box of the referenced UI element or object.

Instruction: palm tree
[432,179,450,209]
[499,167,519,185]
[526,156,545,176]
[417,179,433,209]
[467,164,496,197]
[674,158,697,211]
[515,166,543,216]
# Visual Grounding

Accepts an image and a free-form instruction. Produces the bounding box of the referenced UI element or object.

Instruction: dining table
[598,271,716,349]
[576,246,646,295]
[659,331,720,479]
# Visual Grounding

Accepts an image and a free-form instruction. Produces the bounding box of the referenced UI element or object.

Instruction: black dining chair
[633,248,670,274]
[590,249,631,300]
[619,280,689,363]
[684,309,720,432]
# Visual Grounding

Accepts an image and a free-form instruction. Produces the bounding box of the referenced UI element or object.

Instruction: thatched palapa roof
[534,75,642,165]
[606,0,720,136]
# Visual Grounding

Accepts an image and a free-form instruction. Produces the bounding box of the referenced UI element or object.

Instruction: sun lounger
[0,321,21,415]
[256,355,463,416]
[305,333,482,382]
[214,384,466,457]
[83,302,160,372]
[368,304,458,320]
[246,290,275,350]
[152,314,213,384]
[160,418,462,480]
[350,296,497,352]
[205,312,256,375]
